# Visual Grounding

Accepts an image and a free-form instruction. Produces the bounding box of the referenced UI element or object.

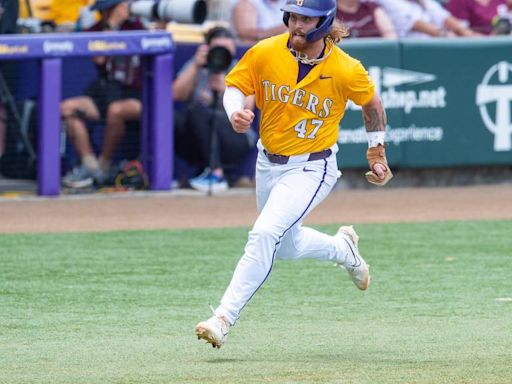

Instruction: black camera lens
[206,46,233,74]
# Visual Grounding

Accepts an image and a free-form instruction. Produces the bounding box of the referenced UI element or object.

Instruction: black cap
[204,26,235,44]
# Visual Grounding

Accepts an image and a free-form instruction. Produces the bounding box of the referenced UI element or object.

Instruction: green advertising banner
[336,39,403,168]
[336,37,512,169]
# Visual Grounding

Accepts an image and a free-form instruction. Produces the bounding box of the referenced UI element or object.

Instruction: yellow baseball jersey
[225,33,375,156]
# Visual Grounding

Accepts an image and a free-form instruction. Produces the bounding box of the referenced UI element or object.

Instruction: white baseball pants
[216,140,353,325]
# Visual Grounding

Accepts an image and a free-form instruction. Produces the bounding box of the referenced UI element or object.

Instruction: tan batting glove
[365,145,393,186]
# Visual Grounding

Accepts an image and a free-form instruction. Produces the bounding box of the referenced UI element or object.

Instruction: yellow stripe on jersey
[225,33,375,156]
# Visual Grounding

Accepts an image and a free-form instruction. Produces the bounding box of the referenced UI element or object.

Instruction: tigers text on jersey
[225,33,375,156]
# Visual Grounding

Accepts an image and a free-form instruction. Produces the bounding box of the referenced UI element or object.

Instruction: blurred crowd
[1,0,512,193]
[10,0,512,37]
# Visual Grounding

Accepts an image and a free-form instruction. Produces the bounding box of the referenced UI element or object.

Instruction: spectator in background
[173,26,256,192]
[0,0,19,166]
[492,1,512,34]
[18,0,94,32]
[60,0,144,189]
[231,0,287,43]
[18,0,49,20]
[336,0,397,38]
[445,0,509,34]
[378,0,481,37]
[51,0,96,31]
[1,0,18,33]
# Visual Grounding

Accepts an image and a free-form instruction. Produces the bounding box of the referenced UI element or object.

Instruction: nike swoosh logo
[303,167,315,172]
[319,75,332,80]
[342,238,361,267]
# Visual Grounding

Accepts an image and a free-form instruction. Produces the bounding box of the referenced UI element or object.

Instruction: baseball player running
[196,0,392,348]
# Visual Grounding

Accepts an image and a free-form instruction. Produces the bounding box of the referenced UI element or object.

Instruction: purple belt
[263,148,332,165]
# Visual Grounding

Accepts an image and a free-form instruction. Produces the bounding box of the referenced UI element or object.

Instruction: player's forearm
[362,94,387,147]
[223,86,246,121]
[363,94,393,185]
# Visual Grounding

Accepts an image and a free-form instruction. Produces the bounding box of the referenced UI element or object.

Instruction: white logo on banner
[373,67,446,114]
[141,36,172,51]
[380,67,436,87]
[43,40,74,54]
[342,67,447,145]
[348,67,447,114]
[476,61,512,151]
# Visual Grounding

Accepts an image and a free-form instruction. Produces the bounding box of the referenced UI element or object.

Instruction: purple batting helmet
[281,0,336,42]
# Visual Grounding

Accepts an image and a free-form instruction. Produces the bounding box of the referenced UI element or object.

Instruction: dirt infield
[1,184,511,233]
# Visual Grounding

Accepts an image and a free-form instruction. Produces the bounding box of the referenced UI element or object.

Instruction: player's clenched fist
[231,109,255,133]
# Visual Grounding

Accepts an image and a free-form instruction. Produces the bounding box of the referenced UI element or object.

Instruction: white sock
[82,154,99,171]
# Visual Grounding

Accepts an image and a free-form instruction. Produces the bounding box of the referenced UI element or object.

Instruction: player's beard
[289,31,308,52]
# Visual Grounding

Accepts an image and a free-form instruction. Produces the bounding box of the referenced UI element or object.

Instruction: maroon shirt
[445,0,508,34]
[87,19,144,88]
[336,1,382,38]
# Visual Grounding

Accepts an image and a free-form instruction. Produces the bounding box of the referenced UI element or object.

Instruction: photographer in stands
[173,26,256,192]
[60,0,144,188]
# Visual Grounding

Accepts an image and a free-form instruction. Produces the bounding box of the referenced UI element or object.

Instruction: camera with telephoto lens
[206,46,233,74]
[129,0,207,24]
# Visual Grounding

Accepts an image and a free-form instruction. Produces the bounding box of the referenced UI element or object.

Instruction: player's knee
[106,103,124,120]
[248,224,280,246]
[275,237,298,260]
[60,101,75,118]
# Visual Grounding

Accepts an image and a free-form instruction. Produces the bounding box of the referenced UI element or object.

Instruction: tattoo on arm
[363,106,386,132]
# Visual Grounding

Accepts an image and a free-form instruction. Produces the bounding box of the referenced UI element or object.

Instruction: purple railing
[0,31,174,196]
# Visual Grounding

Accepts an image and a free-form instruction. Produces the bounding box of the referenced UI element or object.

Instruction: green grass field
[1,220,511,384]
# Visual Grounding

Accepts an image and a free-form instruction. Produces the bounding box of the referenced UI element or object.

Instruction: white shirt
[377,0,450,38]
[249,0,286,30]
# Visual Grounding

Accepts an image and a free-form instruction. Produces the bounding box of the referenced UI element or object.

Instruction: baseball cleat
[336,226,370,290]
[195,314,230,349]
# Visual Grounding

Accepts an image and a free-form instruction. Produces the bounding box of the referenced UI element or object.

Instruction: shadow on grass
[202,358,244,363]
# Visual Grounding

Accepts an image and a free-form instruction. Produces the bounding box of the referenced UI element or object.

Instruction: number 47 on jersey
[295,119,324,139]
